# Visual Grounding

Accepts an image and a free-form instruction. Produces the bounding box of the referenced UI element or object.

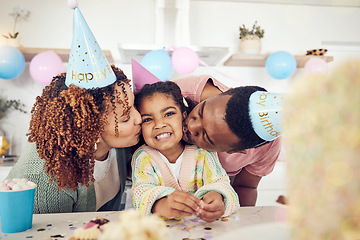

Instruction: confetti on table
[50,234,64,238]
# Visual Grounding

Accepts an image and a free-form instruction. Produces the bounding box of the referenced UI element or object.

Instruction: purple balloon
[29,50,64,85]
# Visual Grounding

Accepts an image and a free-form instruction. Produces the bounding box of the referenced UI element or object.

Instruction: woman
[7,65,141,213]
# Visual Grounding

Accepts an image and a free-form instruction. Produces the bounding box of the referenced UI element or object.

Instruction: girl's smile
[155,132,172,141]
[139,92,186,162]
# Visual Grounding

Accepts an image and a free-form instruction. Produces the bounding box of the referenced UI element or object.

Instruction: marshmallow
[0,178,37,192]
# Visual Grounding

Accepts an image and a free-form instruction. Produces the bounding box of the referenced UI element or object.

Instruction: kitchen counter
[0,156,17,182]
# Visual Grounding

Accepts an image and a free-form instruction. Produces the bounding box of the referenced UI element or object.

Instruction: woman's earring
[94,138,100,151]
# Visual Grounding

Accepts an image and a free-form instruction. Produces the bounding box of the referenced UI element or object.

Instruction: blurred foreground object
[99,209,168,240]
[283,60,360,240]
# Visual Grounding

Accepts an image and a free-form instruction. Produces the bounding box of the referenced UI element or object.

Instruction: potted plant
[238,21,265,54]
[2,6,30,47]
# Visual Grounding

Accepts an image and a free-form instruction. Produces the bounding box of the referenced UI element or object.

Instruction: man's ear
[226,149,247,154]
[182,111,187,120]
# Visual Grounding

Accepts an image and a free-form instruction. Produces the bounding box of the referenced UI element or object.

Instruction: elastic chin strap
[252,140,268,148]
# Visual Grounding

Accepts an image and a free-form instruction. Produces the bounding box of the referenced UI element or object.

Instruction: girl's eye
[165,112,175,117]
[142,118,152,123]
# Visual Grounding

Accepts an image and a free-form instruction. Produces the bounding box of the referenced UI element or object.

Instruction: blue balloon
[140,49,172,82]
[0,46,26,80]
[265,51,297,80]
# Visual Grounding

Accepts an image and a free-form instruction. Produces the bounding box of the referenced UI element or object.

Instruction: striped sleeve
[131,149,175,215]
[194,149,240,217]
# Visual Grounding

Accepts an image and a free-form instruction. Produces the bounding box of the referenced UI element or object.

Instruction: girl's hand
[152,190,201,219]
[197,191,225,223]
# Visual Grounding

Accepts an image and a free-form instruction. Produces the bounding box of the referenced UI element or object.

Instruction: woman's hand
[197,191,225,223]
[152,190,201,219]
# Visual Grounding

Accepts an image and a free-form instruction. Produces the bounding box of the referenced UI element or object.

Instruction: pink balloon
[67,0,78,9]
[171,47,199,74]
[29,50,64,85]
[304,58,328,75]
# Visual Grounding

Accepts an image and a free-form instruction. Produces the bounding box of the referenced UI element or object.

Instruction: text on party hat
[70,65,113,83]
[256,93,280,138]
[258,111,280,138]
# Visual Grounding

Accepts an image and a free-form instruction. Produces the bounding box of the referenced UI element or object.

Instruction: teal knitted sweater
[7,143,96,214]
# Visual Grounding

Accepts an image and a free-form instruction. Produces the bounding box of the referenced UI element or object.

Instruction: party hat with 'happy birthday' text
[131,58,161,93]
[65,4,116,89]
[249,91,283,141]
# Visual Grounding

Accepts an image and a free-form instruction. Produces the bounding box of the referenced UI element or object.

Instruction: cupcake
[69,217,109,240]
[99,209,168,240]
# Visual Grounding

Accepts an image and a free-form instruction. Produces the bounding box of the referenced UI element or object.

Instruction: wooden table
[0,206,289,240]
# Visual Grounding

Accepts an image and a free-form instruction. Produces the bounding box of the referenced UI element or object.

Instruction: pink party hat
[65,4,116,89]
[131,58,160,93]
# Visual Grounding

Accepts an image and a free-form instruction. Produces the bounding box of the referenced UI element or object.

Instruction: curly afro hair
[27,65,131,191]
[134,81,193,115]
[222,86,269,151]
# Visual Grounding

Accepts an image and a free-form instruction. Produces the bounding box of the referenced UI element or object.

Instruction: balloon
[304,57,328,75]
[67,0,78,9]
[140,49,172,82]
[0,46,26,80]
[29,50,64,85]
[171,47,199,74]
[265,51,297,79]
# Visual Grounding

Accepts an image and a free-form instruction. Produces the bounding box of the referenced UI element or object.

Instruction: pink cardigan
[131,145,240,216]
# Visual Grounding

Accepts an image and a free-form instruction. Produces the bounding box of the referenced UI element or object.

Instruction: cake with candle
[283,60,360,239]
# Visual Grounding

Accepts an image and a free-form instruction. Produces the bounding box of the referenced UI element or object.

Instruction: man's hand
[152,190,201,219]
[197,191,225,223]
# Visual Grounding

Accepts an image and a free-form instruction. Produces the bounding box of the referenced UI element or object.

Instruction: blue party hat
[65,7,116,89]
[249,91,283,141]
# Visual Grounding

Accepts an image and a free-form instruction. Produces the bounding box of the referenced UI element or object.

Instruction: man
[173,75,282,206]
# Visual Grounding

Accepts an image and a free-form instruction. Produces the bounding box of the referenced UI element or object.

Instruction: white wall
[1,0,360,156]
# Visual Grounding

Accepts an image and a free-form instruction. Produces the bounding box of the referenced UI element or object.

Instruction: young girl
[131,81,239,223]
